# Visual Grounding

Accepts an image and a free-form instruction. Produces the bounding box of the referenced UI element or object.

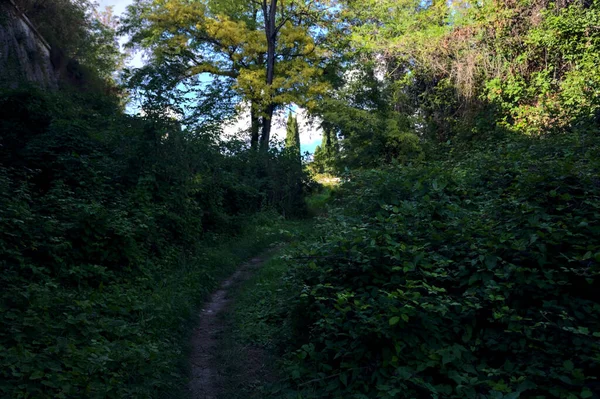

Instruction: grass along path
[207,220,318,399]
[212,254,291,399]
[186,200,328,398]
[187,249,281,398]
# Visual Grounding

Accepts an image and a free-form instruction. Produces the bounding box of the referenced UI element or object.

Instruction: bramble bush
[282,133,600,398]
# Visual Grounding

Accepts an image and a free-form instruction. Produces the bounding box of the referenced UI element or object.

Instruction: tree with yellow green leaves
[122,0,330,149]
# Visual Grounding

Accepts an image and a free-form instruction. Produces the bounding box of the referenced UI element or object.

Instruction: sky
[98,0,131,17]
[222,105,324,154]
[97,0,324,153]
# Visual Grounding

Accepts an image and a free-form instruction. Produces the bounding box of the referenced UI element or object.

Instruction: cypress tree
[285,112,301,162]
[330,128,339,155]
[313,126,339,173]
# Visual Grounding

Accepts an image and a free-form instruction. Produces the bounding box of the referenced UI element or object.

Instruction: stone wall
[0,0,58,88]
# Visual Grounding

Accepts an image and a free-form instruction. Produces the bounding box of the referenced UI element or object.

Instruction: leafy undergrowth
[0,210,296,399]
[270,133,600,398]
[0,87,313,398]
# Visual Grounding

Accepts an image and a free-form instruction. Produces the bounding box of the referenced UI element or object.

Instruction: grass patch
[306,174,340,216]
[215,256,289,399]
[215,220,316,399]
[160,214,301,399]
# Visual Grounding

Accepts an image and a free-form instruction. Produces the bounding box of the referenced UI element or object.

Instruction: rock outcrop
[0,0,58,88]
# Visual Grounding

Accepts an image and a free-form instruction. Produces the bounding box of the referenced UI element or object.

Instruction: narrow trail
[187,254,270,399]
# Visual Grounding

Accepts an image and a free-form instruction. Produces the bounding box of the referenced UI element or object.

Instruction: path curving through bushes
[188,255,271,398]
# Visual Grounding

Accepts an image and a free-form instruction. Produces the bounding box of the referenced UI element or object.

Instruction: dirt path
[187,255,270,399]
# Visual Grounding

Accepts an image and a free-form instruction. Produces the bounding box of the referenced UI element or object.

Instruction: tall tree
[285,112,301,162]
[122,0,329,148]
[341,0,600,138]
[312,125,340,172]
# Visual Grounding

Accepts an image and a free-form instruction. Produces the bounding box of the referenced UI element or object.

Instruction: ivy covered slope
[283,133,600,398]
[0,87,308,398]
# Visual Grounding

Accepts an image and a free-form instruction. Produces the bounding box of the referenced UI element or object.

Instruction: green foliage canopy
[121,0,330,146]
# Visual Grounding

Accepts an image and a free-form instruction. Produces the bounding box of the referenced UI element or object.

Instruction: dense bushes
[281,133,600,398]
[0,87,310,398]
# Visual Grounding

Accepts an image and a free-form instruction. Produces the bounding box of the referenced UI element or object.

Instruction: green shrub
[0,86,311,398]
[281,133,600,398]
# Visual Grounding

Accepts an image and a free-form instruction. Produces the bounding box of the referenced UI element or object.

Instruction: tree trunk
[250,104,260,149]
[260,102,275,150]
[260,0,278,149]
